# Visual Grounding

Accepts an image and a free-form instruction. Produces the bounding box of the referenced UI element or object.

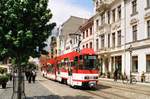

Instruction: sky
[45,0,94,51]
[48,0,94,26]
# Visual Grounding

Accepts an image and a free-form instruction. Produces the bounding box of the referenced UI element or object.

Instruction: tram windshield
[79,55,97,70]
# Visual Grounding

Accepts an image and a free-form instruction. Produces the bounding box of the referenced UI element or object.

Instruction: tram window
[67,62,71,66]
[74,61,78,66]
[84,56,88,59]
[58,63,61,67]
[71,62,75,66]
[61,62,64,67]
[74,56,78,61]
[79,55,83,60]
[88,56,96,59]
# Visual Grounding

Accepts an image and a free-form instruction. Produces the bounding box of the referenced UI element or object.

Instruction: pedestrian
[28,71,32,83]
[9,72,13,81]
[32,70,36,83]
[114,69,118,81]
[25,70,30,81]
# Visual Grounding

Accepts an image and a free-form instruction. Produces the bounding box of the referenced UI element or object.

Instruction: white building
[93,0,150,82]
[124,0,150,82]
[80,17,94,50]
[58,16,87,55]
[93,0,125,78]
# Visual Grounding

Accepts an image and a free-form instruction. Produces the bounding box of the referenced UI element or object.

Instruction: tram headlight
[84,76,89,79]
[94,76,98,79]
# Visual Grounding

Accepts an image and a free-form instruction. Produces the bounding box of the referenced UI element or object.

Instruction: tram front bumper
[89,81,96,88]
[82,81,97,88]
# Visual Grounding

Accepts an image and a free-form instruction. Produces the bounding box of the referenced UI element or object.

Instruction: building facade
[58,16,87,55]
[93,0,150,82]
[79,17,94,50]
[124,0,150,82]
[93,0,125,78]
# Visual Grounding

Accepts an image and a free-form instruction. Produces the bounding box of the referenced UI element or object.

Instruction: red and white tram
[42,48,99,88]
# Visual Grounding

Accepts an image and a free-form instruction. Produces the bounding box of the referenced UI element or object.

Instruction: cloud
[48,0,93,26]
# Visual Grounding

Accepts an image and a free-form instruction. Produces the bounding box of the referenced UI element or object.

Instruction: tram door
[67,61,73,85]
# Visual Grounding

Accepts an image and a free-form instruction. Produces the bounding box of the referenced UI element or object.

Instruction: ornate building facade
[93,0,150,82]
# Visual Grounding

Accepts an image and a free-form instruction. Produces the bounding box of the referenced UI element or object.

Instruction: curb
[98,78,150,86]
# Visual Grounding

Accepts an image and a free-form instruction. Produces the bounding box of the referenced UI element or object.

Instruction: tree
[0,0,56,98]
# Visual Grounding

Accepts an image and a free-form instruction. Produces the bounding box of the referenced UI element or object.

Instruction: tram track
[99,82,150,96]
[84,90,110,99]
[83,82,150,99]
[84,89,130,99]
[38,75,150,99]
[39,77,127,99]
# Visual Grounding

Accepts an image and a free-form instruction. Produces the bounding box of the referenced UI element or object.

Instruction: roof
[47,59,56,64]
[80,48,95,55]
[60,16,87,37]
[79,16,94,31]
[58,51,79,60]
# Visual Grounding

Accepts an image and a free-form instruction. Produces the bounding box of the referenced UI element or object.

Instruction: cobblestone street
[0,73,61,99]
[0,72,150,99]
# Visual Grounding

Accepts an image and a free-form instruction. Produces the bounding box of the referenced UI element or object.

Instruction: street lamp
[128,45,132,84]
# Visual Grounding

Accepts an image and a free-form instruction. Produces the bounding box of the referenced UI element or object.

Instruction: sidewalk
[99,77,150,86]
[0,78,62,99]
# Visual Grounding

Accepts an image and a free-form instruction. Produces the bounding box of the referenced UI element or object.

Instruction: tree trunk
[18,66,22,99]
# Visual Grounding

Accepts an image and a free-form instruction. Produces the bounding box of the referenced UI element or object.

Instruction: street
[38,72,150,99]
[0,72,150,99]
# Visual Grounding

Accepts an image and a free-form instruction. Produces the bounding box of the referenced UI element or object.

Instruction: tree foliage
[0,0,56,65]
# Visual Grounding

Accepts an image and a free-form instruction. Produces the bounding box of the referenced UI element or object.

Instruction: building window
[112,33,115,48]
[132,56,138,72]
[107,11,110,24]
[73,38,75,44]
[101,35,105,48]
[96,19,99,30]
[96,1,98,7]
[118,5,121,20]
[117,30,121,47]
[86,29,88,37]
[108,34,110,48]
[112,9,116,22]
[101,13,105,25]
[83,45,85,48]
[75,36,78,43]
[147,0,150,8]
[132,0,137,15]
[147,20,150,38]
[132,25,137,41]
[146,55,150,72]
[90,27,92,35]
[55,50,57,55]
[83,32,85,39]
[86,43,88,48]
[90,42,92,48]
[96,39,99,50]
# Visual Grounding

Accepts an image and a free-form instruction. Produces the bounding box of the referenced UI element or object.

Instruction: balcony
[97,23,111,35]
[96,0,115,12]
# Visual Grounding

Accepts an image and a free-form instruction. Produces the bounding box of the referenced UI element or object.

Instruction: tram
[42,48,99,88]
